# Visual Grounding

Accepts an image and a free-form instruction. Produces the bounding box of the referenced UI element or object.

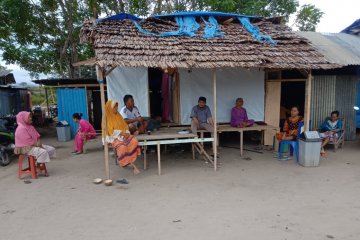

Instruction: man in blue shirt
[190,96,214,134]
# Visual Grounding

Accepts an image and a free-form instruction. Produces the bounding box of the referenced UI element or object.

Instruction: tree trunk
[154,0,162,14]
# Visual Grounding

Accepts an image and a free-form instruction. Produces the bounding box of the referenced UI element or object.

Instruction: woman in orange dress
[277,106,303,141]
[103,100,141,175]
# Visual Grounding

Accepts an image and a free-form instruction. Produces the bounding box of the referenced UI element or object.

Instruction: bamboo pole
[44,87,50,118]
[212,68,217,171]
[304,70,312,131]
[96,66,110,180]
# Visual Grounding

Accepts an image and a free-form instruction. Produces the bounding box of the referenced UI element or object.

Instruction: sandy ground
[1,131,360,240]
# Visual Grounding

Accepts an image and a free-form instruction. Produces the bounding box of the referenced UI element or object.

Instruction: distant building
[297,31,360,135]
[0,70,15,85]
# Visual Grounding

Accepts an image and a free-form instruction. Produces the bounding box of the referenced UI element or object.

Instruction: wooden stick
[157,143,161,175]
[105,66,117,77]
[212,68,218,171]
[194,142,214,165]
[143,144,147,170]
[240,131,243,156]
[97,66,110,180]
[304,70,312,131]
[192,143,195,160]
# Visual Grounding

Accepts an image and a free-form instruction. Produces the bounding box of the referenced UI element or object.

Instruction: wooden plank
[72,57,96,66]
[304,71,312,131]
[136,133,197,141]
[138,138,214,146]
[264,81,281,145]
[104,66,117,77]
[217,124,279,132]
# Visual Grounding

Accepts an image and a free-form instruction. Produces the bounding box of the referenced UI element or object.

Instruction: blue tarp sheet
[57,88,89,138]
[341,19,360,35]
[98,11,275,43]
[98,13,141,22]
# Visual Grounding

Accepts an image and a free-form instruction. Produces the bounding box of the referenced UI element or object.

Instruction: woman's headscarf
[102,100,129,136]
[15,111,40,147]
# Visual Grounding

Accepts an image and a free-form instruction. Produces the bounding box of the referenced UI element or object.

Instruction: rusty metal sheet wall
[311,75,336,131]
[335,75,358,140]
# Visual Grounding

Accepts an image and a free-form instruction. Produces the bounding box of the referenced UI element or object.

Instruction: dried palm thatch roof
[80,12,339,70]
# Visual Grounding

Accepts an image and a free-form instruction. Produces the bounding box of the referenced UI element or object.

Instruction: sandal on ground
[116,179,129,184]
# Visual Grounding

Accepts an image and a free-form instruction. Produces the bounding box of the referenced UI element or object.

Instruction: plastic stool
[18,155,48,179]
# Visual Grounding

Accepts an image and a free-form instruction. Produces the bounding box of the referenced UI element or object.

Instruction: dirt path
[1,136,359,240]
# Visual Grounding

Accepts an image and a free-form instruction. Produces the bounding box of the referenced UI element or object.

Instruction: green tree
[0,0,94,79]
[295,4,324,31]
[0,0,324,79]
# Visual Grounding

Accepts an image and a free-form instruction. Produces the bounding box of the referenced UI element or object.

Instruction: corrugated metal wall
[311,75,336,131]
[0,88,30,116]
[311,75,358,141]
[0,89,13,115]
[336,75,358,140]
[57,88,88,138]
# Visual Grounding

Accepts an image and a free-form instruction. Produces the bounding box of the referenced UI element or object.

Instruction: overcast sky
[1,0,359,84]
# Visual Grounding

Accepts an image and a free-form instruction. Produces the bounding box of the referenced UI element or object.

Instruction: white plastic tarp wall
[107,67,149,116]
[179,68,265,125]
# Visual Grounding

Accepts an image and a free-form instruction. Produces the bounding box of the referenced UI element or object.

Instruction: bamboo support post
[304,70,312,131]
[97,66,110,180]
[157,143,161,175]
[212,68,218,171]
[45,87,50,118]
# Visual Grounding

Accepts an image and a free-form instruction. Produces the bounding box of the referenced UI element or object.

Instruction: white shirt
[120,106,141,120]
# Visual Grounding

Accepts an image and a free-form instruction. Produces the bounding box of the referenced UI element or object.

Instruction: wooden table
[197,124,279,156]
[137,130,213,175]
[218,124,279,156]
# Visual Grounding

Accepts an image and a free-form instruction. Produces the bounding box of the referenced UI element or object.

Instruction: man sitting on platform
[120,94,148,135]
[230,98,255,128]
[190,96,214,134]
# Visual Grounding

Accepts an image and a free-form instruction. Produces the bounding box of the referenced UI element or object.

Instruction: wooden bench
[136,130,213,175]
[177,124,279,156]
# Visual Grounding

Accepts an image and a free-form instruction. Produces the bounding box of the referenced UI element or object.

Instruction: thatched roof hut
[80,12,338,70]
[79,12,340,176]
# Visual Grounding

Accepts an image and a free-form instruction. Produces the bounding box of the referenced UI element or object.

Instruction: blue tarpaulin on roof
[341,19,360,35]
[98,13,141,22]
[99,11,275,44]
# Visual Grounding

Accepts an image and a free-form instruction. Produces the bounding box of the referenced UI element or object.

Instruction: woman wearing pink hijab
[14,111,56,163]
